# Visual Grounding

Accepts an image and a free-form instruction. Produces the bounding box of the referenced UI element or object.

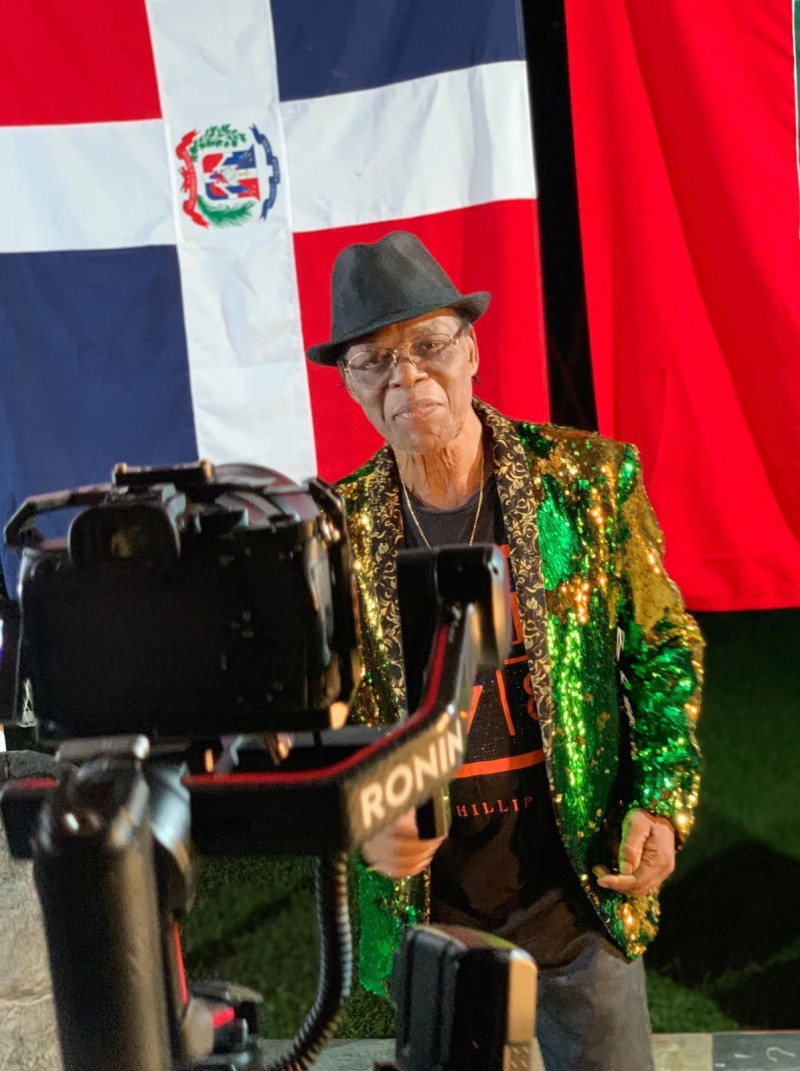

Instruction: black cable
[265,851,353,1071]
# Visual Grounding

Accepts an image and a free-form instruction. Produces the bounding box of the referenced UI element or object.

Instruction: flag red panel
[0,0,161,125]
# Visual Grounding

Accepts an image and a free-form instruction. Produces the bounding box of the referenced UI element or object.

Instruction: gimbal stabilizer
[2,545,536,1071]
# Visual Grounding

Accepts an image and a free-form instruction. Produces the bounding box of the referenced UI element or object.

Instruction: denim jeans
[535,941,655,1071]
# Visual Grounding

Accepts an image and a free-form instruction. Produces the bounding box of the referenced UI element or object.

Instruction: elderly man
[306,231,702,1071]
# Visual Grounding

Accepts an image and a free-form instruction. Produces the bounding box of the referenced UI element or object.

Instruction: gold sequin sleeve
[614,444,703,841]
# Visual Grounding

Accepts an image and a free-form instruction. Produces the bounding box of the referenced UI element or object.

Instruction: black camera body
[2,461,360,741]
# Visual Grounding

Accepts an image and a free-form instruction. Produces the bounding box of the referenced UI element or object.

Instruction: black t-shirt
[401,475,615,967]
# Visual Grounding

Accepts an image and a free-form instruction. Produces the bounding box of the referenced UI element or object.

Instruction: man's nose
[387,350,425,387]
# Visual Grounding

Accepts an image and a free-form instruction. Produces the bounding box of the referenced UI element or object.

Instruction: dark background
[522,0,596,431]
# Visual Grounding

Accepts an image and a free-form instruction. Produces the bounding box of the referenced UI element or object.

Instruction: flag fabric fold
[565,0,800,609]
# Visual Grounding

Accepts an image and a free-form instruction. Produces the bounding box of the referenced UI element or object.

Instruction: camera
[1,460,360,740]
[0,461,536,1071]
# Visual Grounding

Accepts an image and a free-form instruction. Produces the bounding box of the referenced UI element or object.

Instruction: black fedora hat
[306,231,491,366]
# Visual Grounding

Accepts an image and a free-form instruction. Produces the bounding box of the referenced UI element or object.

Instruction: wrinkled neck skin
[393,408,486,509]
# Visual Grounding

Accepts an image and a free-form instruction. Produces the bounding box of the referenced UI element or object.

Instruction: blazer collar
[366,399,553,743]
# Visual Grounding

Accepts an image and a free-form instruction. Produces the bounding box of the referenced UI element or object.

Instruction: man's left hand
[593,809,676,896]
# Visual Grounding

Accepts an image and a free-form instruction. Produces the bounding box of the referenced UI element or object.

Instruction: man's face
[340,309,479,455]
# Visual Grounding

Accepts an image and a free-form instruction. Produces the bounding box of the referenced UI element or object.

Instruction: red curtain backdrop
[564,0,800,610]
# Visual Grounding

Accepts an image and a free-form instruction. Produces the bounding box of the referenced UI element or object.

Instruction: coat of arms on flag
[176,123,280,228]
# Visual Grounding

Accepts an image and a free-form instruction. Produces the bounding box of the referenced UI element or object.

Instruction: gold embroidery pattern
[477,402,555,751]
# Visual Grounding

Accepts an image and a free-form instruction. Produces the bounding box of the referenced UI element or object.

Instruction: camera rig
[0,461,536,1071]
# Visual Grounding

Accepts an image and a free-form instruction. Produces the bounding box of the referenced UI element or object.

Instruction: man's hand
[362,809,446,879]
[593,809,676,896]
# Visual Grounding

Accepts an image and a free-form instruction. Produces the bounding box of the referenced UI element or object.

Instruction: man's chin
[391,426,455,458]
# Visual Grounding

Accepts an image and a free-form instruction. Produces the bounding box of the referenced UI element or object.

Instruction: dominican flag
[0,0,546,588]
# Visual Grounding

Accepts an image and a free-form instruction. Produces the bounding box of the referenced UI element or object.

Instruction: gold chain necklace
[400,449,485,549]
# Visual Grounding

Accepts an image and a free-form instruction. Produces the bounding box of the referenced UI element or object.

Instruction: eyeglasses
[341,326,465,387]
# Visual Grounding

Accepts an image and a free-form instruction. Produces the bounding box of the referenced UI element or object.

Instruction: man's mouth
[393,401,441,421]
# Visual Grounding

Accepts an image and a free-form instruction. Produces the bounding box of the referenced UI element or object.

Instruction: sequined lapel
[476,401,555,750]
[367,444,408,716]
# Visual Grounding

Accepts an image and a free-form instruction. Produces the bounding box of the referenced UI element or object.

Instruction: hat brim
[305,291,491,367]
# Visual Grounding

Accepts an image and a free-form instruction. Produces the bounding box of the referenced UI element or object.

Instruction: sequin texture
[336,401,703,995]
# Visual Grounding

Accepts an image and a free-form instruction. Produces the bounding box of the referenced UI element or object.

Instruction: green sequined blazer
[336,399,703,996]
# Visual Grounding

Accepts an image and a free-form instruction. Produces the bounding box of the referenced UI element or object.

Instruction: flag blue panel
[271,0,526,101]
[0,245,197,589]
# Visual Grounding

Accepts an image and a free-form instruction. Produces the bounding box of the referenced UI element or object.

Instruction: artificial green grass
[180,855,320,1037]
[180,609,800,1037]
[644,608,800,1032]
[179,853,398,1039]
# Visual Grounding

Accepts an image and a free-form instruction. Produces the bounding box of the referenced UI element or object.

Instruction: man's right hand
[361,808,447,878]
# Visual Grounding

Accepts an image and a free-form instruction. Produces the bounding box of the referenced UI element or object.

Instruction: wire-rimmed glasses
[340,326,465,388]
